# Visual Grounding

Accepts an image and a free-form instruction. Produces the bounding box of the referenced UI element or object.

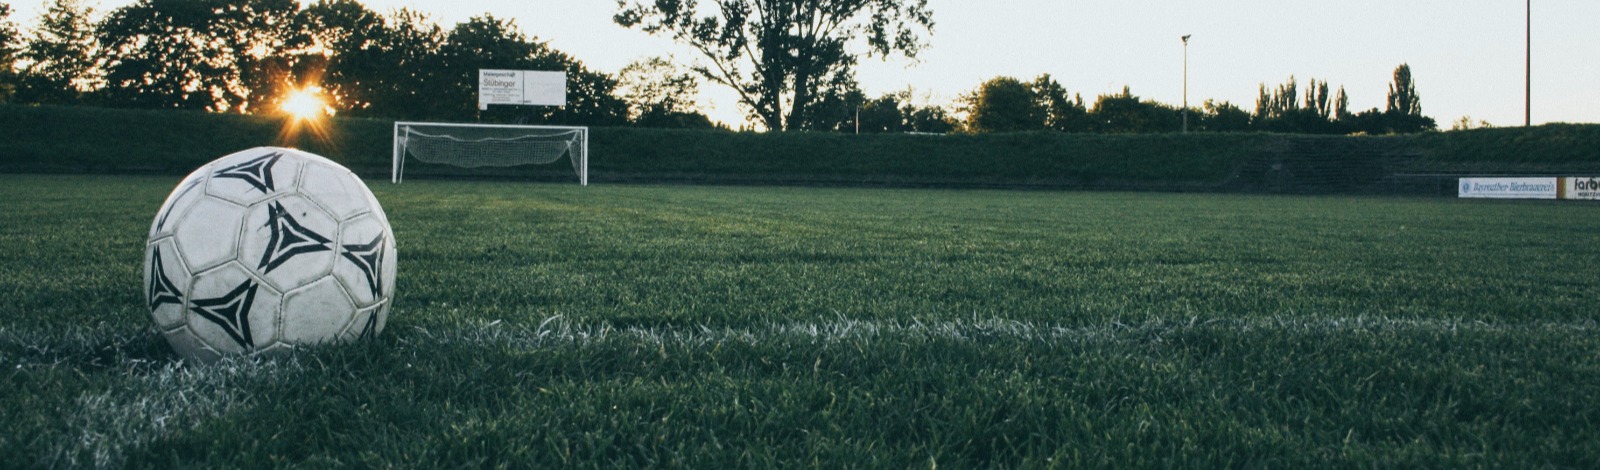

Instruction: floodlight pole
[1182,34,1191,133]
[1525,0,1531,127]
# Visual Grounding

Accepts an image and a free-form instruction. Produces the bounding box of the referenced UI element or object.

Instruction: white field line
[403,315,1600,351]
[0,327,275,468]
[51,361,268,468]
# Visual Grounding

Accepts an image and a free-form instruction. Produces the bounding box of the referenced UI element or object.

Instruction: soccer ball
[144,147,397,363]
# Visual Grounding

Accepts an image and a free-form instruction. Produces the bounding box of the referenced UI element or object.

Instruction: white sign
[478,70,566,110]
[1565,176,1600,200]
[1458,177,1559,199]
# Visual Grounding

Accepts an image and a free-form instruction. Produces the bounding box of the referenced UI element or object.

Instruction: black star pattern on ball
[212,152,282,194]
[189,279,258,350]
[258,201,333,273]
[340,234,386,297]
[147,247,182,311]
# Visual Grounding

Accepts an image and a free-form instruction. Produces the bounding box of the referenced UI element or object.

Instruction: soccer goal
[392,122,588,185]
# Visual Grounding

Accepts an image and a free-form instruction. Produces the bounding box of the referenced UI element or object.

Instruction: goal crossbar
[391,121,588,185]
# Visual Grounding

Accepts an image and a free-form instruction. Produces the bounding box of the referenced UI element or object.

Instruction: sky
[11,0,1599,128]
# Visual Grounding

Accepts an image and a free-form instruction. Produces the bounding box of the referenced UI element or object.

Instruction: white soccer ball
[144,147,397,363]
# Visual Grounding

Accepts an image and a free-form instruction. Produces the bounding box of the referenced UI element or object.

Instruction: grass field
[3,174,1599,467]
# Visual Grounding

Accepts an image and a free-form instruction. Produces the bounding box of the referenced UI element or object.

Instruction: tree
[1030,74,1088,132]
[1201,100,1251,132]
[1252,76,1299,131]
[615,0,934,131]
[855,92,906,133]
[1386,63,1420,117]
[962,76,1041,133]
[95,0,300,112]
[15,0,99,104]
[1252,76,1345,134]
[1333,86,1351,121]
[616,56,715,128]
[353,8,447,119]
[841,88,952,134]
[1305,78,1331,120]
[1090,87,1176,134]
[1383,63,1434,133]
[287,0,388,114]
[0,2,19,103]
[788,68,863,132]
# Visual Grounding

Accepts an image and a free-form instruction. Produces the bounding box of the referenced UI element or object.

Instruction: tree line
[955,65,1436,135]
[0,0,696,127]
[0,0,1436,134]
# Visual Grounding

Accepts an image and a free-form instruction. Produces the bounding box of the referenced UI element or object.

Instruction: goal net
[392,122,588,185]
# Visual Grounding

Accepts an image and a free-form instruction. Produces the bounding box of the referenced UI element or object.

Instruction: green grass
[1411,123,1600,173]
[3,174,1600,467]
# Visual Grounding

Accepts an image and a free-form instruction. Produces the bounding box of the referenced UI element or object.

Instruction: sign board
[478,70,566,110]
[1458,178,1559,199]
[1564,176,1600,200]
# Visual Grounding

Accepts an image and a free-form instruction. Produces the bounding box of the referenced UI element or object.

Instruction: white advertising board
[1565,176,1600,200]
[1458,177,1559,199]
[478,70,566,110]
[1459,175,1555,198]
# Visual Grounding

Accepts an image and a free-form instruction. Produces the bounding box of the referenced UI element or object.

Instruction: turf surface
[2,174,1599,467]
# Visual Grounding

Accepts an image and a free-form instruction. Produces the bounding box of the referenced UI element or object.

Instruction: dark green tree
[1383,63,1434,133]
[789,68,864,132]
[962,76,1042,133]
[616,56,715,128]
[615,0,934,131]
[1333,86,1352,121]
[287,0,389,114]
[1252,76,1347,134]
[1252,76,1299,131]
[15,0,98,104]
[1386,63,1420,117]
[0,2,19,103]
[855,92,906,133]
[1090,87,1176,134]
[354,9,447,119]
[904,103,953,134]
[1200,100,1251,132]
[1031,74,1089,132]
[847,89,952,134]
[1343,107,1388,135]
[1305,78,1331,121]
[95,0,300,112]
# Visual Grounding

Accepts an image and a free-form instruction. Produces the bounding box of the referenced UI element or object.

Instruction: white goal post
[391,121,588,185]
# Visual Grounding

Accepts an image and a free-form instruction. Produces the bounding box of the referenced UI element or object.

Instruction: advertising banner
[478,70,566,110]
[1565,176,1600,200]
[1457,177,1559,199]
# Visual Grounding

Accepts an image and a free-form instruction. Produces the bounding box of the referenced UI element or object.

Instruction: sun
[276,85,336,147]
[281,87,329,121]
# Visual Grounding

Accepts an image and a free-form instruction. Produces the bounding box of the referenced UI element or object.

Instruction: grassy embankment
[5,104,1598,189]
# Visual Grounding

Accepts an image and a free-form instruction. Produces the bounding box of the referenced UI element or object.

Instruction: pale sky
[12,0,1599,128]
